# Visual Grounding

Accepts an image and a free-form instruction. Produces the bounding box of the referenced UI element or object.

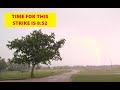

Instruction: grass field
[0,69,69,80]
[72,68,120,82]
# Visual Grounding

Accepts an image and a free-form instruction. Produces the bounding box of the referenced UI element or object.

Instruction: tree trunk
[31,65,35,78]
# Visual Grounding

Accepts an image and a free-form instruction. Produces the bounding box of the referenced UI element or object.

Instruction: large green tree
[6,29,66,78]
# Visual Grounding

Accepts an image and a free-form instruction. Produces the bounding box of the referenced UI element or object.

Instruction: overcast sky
[1,8,120,66]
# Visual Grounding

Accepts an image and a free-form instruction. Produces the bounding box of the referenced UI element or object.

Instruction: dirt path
[0,70,79,82]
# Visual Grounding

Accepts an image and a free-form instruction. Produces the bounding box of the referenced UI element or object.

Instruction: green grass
[0,69,69,80]
[72,69,120,82]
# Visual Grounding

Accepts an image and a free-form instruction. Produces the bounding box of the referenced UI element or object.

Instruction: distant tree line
[0,57,30,72]
[1,56,120,74]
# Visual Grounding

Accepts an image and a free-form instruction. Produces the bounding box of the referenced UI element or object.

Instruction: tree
[6,29,66,78]
[0,57,7,72]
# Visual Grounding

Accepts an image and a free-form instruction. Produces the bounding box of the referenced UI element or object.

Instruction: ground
[72,68,120,82]
[0,69,79,82]
[1,68,120,82]
[0,69,69,81]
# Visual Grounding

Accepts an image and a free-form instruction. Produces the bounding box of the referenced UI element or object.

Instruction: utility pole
[109,56,112,68]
